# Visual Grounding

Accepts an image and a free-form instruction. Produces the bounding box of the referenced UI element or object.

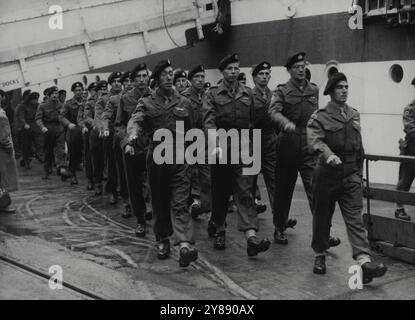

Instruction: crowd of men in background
[1,51,413,282]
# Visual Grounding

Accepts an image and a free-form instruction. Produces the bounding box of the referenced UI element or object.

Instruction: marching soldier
[203,53,271,256]
[116,63,152,233]
[173,69,188,94]
[103,71,123,204]
[127,59,198,267]
[84,80,108,195]
[307,72,387,283]
[269,52,340,247]
[237,70,267,214]
[395,77,415,220]
[102,71,132,211]
[15,91,42,169]
[251,62,277,217]
[78,82,97,190]
[35,86,67,179]
[182,65,212,219]
[60,82,84,184]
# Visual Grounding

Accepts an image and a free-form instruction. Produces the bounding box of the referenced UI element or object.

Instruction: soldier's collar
[253,85,270,96]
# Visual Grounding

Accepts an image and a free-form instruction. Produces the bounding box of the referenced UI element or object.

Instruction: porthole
[389,64,403,83]
[95,75,101,82]
[82,75,88,86]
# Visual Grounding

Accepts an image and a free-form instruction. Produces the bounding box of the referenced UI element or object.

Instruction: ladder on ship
[0,0,219,92]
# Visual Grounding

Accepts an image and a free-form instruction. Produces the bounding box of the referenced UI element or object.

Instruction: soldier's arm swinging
[126,100,145,144]
[307,113,336,164]
[202,90,219,149]
[269,87,294,132]
[35,104,47,133]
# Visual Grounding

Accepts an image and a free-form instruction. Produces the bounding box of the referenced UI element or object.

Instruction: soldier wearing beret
[203,53,271,256]
[174,69,188,94]
[307,72,387,283]
[182,65,212,219]
[237,72,247,86]
[102,71,124,205]
[120,71,133,92]
[42,88,50,102]
[60,82,84,184]
[269,52,334,245]
[15,91,43,169]
[127,59,199,267]
[115,63,152,231]
[35,86,67,179]
[58,90,67,104]
[250,61,277,219]
[84,80,108,195]
[395,77,415,220]
[78,82,98,190]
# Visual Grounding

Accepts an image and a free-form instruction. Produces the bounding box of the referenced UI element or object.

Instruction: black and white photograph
[0,0,414,304]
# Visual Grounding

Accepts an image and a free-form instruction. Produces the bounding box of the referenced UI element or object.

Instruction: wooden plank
[363,213,415,249]
[369,240,415,264]
[364,187,415,205]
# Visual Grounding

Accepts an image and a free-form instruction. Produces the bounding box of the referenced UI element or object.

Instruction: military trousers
[89,129,105,185]
[274,130,315,231]
[396,141,415,204]
[123,152,150,224]
[252,130,277,213]
[104,132,118,195]
[20,124,43,162]
[211,161,258,232]
[82,130,94,183]
[43,124,66,172]
[113,131,128,200]
[147,150,194,245]
[311,164,370,259]
[66,126,83,176]
[190,161,212,213]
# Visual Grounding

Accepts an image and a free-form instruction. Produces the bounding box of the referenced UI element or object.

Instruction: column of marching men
[14,52,391,282]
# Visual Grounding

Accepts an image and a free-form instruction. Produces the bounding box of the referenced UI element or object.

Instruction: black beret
[188,65,205,80]
[120,71,132,83]
[43,88,50,96]
[22,89,31,100]
[152,60,171,81]
[71,81,83,91]
[131,63,148,80]
[47,86,59,96]
[285,52,306,69]
[174,69,187,83]
[324,72,348,96]
[412,77,415,86]
[87,82,97,92]
[59,89,66,95]
[29,92,40,100]
[237,72,246,82]
[218,53,239,71]
[107,71,122,84]
[95,80,108,91]
[252,61,271,77]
